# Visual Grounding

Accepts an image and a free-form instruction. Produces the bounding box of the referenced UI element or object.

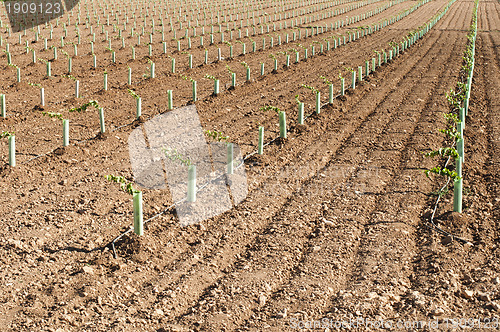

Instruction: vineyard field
[0,0,499,330]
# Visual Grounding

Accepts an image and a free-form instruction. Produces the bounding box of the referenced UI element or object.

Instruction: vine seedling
[128,89,142,118]
[105,175,143,235]
[205,74,220,95]
[295,94,304,125]
[42,112,69,146]
[302,84,321,114]
[260,105,287,138]
[1,131,15,166]
[320,76,335,104]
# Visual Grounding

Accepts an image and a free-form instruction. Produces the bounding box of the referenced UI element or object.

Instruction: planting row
[0,0,430,162]
[423,0,478,214]
[106,0,458,241]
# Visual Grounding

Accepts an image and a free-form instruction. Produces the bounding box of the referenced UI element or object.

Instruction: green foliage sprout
[0,131,14,139]
[205,129,229,142]
[69,100,100,112]
[105,175,140,195]
[42,112,64,120]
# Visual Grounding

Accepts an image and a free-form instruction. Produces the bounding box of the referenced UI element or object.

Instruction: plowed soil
[0,0,499,330]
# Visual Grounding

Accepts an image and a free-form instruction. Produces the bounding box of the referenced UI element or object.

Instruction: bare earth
[0,0,499,330]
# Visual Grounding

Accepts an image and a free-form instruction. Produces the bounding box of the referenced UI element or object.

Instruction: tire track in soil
[172,9,466,330]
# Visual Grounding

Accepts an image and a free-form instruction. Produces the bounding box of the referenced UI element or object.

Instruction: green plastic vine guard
[457,137,464,163]
[75,81,79,98]
[453,176,462,213]
[298,102,304,124]
[204,50,208,64]
[329,84,334,104]
[8,135,15,167]
[40,88,45,106]
[279,111,287,138]
[150,62,155,78]
[192,81,197,102]
[246,68,251,82]
[372,58,376,72]
[1,94,5,118]
[341,78,345,96]
[133,191,143,235]
[352,71,356,89]
[258,126,264,154]
[167,90,173,110]
[46,62,51,77]
[99,108,105,133]
[93,54,97,68]
[227,143,234,174]
[231,73,236,87]
[187,165,197,202]
[136,97,141,118]
[214,79,220,95]
[103,73,108,91]
[315,92,321,114]
[63,119,69,147]
[358,66,363,82]
[365,60,369,76]
[128,67,132,85]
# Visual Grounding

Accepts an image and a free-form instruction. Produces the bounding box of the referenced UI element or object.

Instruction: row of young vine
[106,0,459,256]
[423,0,478,224]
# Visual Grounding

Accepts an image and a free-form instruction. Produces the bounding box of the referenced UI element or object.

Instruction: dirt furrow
[160,8,466,330]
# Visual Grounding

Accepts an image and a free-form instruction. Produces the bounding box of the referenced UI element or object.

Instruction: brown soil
[0,0,499,330]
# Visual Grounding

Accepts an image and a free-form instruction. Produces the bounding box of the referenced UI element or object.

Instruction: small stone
[478,292,491,302]
[8,239,23,250]
[82,266,94,275]
[277,309,287,319]
[154,308,164,316]
[493,277,500,285]
[259,295,267,306]
[432,308,445,316]
[322,218,334,226]
[464,242,473,250]
[461,289,474,300]
[486,302,500,311]
[442,235,453,245]
[415,300,426,309]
